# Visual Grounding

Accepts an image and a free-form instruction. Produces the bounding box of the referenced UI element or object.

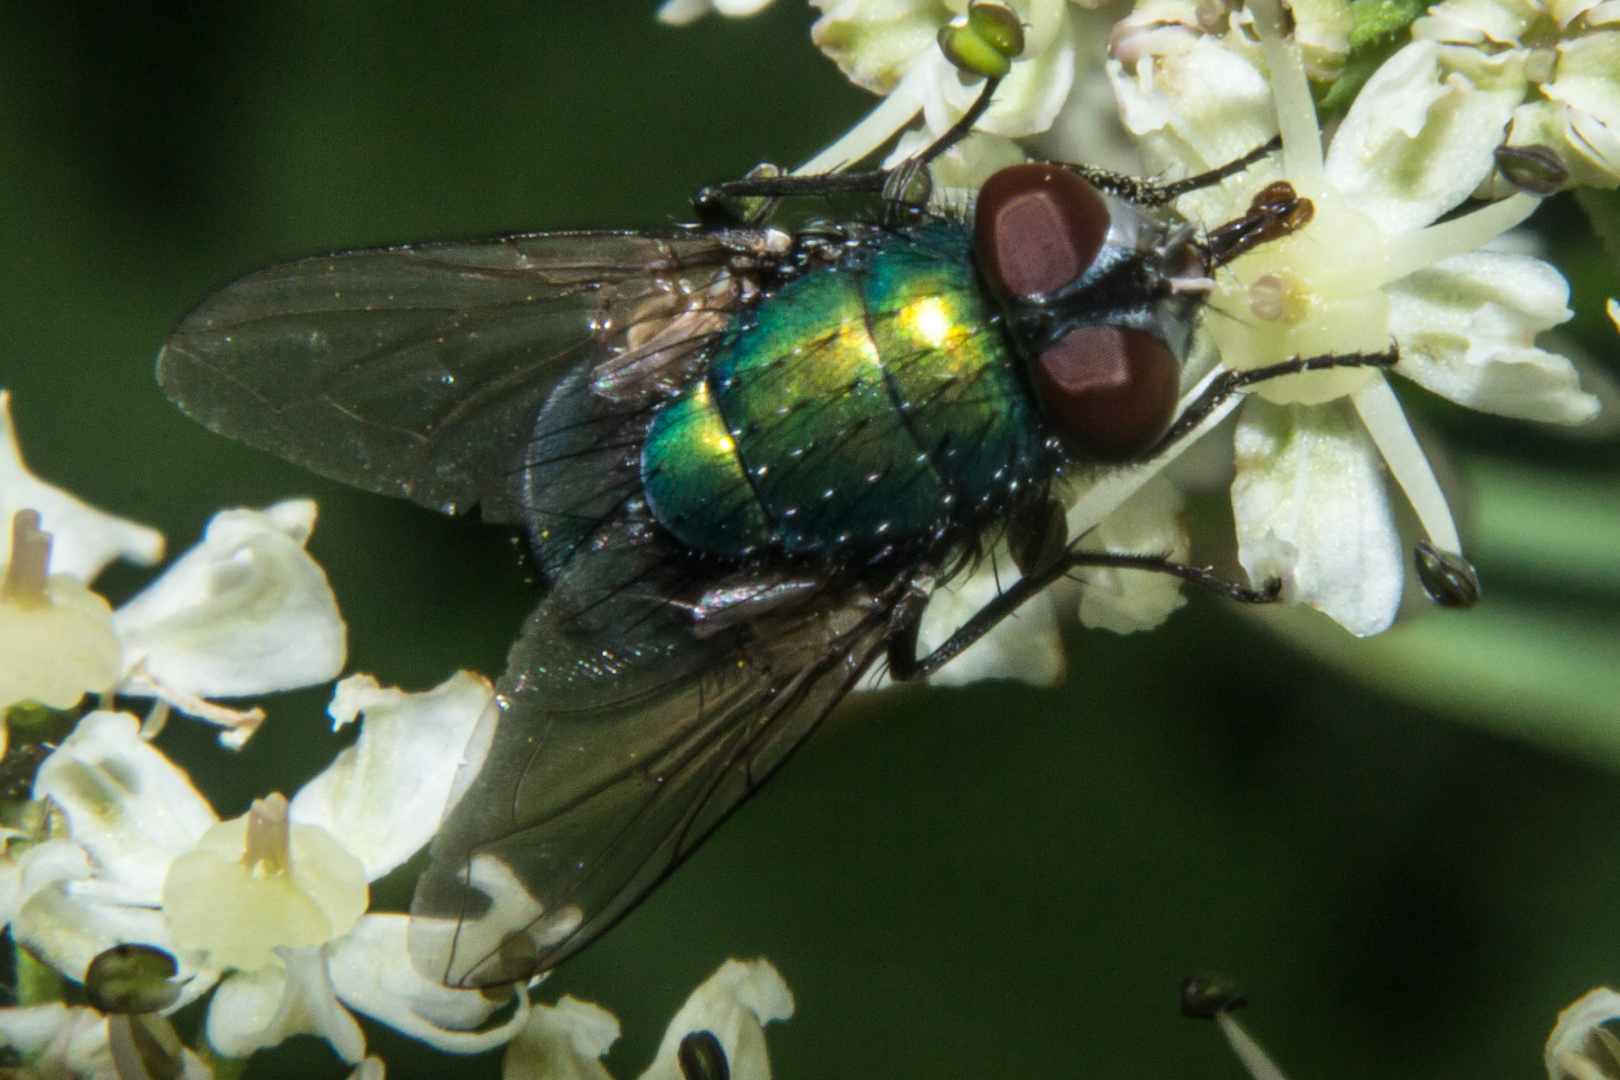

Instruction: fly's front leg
[1146,347,1400,460]
[1060,137,1282,208]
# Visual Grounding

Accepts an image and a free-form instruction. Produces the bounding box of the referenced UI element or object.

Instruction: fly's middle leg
[885,550,1282,683]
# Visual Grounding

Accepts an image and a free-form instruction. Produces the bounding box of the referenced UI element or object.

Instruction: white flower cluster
[0,390,344,747]
[0,397,794,1078]
[4,0,1616,1070]
[1111,0,1603,634]
[664,0,1614,675]
[0,690,792,1078]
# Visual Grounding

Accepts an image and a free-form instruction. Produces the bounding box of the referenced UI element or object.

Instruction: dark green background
[3,2,1620,1078]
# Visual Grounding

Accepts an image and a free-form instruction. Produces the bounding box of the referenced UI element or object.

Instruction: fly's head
[972,162,1305,463]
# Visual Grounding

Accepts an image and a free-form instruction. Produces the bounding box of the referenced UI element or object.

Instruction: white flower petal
[0,838,91,930]
[1546,988,1620,1080]
[0,391,164,582]
[917,554,1064,688]
[350,1057,387,1080]
[502,995,619,1080]
[206,947,366,1064]
[13,885,220,1009]
[811,0,946,95]
[0,569,121,712]
[1075,474,1189,634]
[33,711,217,905]
[329,914,527,1055]
[1413,0,1544,42]
[638,959,794,1080]
[1109,37,1278,216]
[1388,251,1598,424]
[657,0,716,24]
[163,809,369,972]
[1231,398,1405,636]
[111,500,345,721]
[0,1004,119,1079]
[1324,40,1514,237]
[1040,20,1142,175]
[290,671,495,880]
[1545,32,1620,127]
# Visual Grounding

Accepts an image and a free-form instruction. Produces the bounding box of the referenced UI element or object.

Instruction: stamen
[796,68,927,175]
[1381,192,1541,284]
[1248,0,1324,187]
[1,509,52,607]
[241,792,292,876]
[1351,375,1463,554]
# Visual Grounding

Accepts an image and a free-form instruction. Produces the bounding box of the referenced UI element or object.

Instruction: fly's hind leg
[885,549,1282,683]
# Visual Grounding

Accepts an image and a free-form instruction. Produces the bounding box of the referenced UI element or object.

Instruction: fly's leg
[693,169,889,224]
[1132,345,1481,611]
[1146,347,1401,460]
[886,550,1281,683]
[1059,137,1282,208]
[692,77,1002,224]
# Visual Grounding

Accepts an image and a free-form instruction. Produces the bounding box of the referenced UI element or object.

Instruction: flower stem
[1216,1011,1293,1080]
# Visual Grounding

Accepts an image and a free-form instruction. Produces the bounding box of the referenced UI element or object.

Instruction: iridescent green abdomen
[642,223,1041,558]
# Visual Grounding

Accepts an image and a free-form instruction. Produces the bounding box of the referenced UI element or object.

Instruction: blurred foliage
[2,2,1619,1079]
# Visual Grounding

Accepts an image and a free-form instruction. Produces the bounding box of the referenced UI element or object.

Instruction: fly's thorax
[641,223,1046,562]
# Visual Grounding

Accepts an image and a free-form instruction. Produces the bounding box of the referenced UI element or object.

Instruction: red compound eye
[974,163,1110,300]
[1034,326,1179,462]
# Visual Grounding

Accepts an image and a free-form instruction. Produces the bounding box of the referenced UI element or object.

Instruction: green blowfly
[155,9,1408,990]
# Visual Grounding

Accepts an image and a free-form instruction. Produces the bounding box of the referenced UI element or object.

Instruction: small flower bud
[678,1029,731,1080]
[1414,540,1481,608]
[84,943,181,1015]
[1181,974,1249,1019]
[1496,144,1570,195]
[939,3,1026,78]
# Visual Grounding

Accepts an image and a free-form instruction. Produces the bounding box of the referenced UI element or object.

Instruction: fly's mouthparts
[1207,181,1315,266]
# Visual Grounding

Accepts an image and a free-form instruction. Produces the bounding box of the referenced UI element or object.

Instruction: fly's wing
[409,508,901,987]
[156,231,744,520]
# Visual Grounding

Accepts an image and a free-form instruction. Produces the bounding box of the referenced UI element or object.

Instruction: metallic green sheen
[642,223,1041,558]
[642,377,774,555]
